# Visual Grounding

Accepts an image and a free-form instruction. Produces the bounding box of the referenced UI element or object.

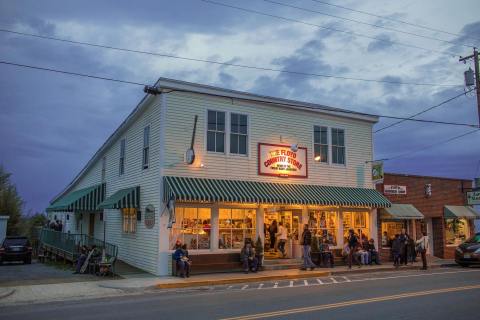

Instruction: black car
[0,236,32,264]
[455,233,480,267]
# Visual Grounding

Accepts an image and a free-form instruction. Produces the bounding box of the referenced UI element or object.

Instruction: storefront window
[219,208,256,249]
[343,211,369,242]
[381,222,405,248]
[122,208,137,233]
[308,210,337,245]
[445,218,469,247]
[170,207,211,250]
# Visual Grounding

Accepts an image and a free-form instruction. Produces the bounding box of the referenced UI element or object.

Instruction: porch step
[262,258,302,270]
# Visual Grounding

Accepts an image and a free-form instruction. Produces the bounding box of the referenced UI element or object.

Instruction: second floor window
[313,126,328,163]
[101,156,106,182]
[143,126,150,169]
[230,113,248,155]
[331,128,345,165]
[207,110,225,153]
[119,138,126,175]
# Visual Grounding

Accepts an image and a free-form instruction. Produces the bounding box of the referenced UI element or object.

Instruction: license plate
[464,254,471,259]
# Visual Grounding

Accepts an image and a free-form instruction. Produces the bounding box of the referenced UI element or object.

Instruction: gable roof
[50,77,379,204]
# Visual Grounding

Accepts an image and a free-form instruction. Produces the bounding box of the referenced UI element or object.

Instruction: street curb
[0,288,15,300]
[330,264,443,276]
[155,271,332,289]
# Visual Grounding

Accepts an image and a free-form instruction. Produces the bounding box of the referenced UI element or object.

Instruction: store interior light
[200,163,205,168]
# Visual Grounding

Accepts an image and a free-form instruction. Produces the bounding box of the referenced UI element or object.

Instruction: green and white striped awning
[97,186,140,209]
[380,204,424,220]
[444,205,480,219]
[163,176,391,208]
[46,183,106,212]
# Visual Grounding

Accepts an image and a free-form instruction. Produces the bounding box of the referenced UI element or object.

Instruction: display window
[122,208,137,234]
[308,210,338,245]
[169,207,211,250]
[381,222,405,248]
[343,211,369,242]
[445,218,469,247]
[219,208,256,249]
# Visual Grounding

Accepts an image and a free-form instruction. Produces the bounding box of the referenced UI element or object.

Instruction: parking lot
[0,260,98,287]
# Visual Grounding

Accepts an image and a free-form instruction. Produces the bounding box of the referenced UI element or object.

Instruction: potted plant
[255,236,264,269]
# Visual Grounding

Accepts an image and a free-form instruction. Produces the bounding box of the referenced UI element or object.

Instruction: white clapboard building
[47,78,391,275]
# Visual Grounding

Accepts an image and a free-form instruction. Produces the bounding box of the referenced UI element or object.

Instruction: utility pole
[459,47,480,126]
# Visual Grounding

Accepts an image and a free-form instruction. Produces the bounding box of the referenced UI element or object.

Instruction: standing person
[399,228,409,265]
[268,220,278,252]
[407,237,416,264]
[392,234,401,268]
[416,232,429,270]
[300,224,316,271]
[57,220,64,233]
[276,221,288,258]
[347,229,360,269]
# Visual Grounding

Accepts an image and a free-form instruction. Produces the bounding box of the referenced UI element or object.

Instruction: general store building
[47,78,391,275]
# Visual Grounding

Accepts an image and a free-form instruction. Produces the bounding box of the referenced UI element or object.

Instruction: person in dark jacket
[407,237,417,264]
[300,224,316,270]
[347,229,360,269]
[399,228,409,265]
[391,234,402,268]
[269,220,278,251]
[368,239,381,265]
[173,242,190,278]
[241,240,258,273]
[319,238,334,268]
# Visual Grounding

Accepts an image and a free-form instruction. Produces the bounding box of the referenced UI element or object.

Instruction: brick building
[376,173,479,260]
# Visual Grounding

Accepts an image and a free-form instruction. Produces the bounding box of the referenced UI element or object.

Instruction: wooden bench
[172,253,243,276]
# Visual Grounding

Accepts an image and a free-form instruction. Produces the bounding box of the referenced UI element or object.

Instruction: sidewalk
[0,258,456,306]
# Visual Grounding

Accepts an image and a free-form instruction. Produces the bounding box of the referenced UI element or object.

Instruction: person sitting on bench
[173,241,190,278]
[240,240,258,274]
[319,238,334,268]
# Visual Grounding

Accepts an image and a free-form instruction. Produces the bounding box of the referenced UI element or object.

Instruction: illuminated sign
[258,143,308,178]
[384,185,407,195]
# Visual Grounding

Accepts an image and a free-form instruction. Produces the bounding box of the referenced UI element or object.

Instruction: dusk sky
[1,0,479,214]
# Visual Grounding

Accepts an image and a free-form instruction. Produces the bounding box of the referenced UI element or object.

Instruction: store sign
[258,143,308,178]
[384,184,407,195]
[467,191,480,205]
[372,161,384,184]
[144,204,155,229]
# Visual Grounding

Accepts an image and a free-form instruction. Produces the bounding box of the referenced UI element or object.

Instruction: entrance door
[89,213,95,237]
[264,209,301,259]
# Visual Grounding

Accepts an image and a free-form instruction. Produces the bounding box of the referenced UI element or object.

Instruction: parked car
[455,233,480,267]
[0,236,32,264]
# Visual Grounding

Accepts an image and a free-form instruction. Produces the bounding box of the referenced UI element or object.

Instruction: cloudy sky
[1,0,479,214]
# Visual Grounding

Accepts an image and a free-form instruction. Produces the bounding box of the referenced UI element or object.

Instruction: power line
[264,0,475,49]
[0,28,461,88]
[374,87,476,133]
[378,129,480,161]
[309,0,480,44]
[200,0,460,57]
[1,59,479,130]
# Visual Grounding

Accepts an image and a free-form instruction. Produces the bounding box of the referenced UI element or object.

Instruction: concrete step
[262,263,301,271]
[263,259,302,266]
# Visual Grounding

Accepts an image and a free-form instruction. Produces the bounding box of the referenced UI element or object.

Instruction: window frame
[313,125,329,164]
[206,110,226,154]
[119,138,126,175]
[101,156,106,182]
[218,208,256,250]
[331,127,346,166]
[122,208,137,234]
[142,125,150,170]
[229,113,249,156]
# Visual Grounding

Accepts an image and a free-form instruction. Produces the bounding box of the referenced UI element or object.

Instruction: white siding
[163,91,374,187]
[61,100,161,275]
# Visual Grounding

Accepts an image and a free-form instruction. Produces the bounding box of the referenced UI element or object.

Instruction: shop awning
[380,204,424,220]
[163,176,391,208]
[46,183,106,212]
[97,186,140,209]
[444,205,480,219]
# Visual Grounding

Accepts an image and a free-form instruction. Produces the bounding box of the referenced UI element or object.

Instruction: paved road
[0,260,97,287]
[1,267,479,320]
